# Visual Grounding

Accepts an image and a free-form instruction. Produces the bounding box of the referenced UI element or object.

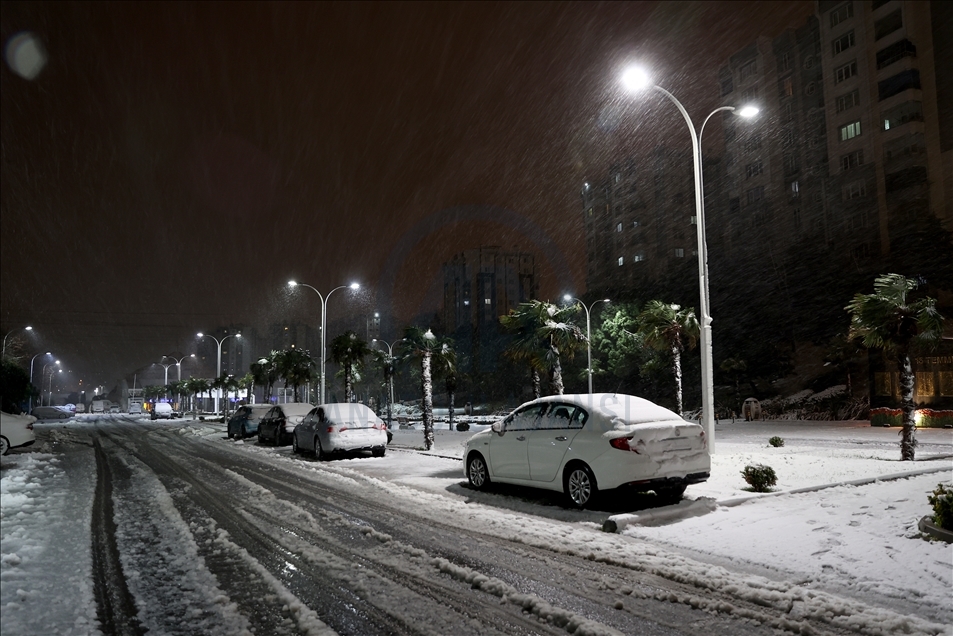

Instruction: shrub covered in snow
[768,436,784,447]
[928,483,953,530]
[741,464,777,492]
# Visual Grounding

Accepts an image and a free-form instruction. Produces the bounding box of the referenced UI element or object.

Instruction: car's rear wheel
[467,453,490,490]
[372,446,385,457]
[314,437,325,460]
[564,463,598,509]
[0,436,9,456]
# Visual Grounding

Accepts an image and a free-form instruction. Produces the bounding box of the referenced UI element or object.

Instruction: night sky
[1,1,813,389]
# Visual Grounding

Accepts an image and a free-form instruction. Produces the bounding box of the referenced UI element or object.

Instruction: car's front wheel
[564,463,598,509]
[292,433,300,454]
[0,435,9,456]
[314,437,325,460]
[467,453,491,490]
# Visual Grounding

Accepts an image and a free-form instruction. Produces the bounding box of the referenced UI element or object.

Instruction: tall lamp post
[372,338,403,427]
[197,333,241,414]
[621,67,759,452]
[288,281,360,405]
[41,360,60,406]
[28,351,52,413]
[2,325,33,359]
[563,296,610,394]
[164,353,195,382]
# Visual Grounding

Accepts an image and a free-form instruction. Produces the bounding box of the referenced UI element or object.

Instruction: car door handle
[555,436,568,441]
[516,435,526,441]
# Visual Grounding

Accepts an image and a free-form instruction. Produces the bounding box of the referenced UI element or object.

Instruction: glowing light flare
[738,105,760,118]
[621,67,652,92]
[4,32,47,81]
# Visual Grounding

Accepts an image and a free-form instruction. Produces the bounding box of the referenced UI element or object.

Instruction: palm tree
[212,374,241,417]
[331,331,371,403]
[502,300,587,396]
[636,300,700,416]
[183,377,210,417]
[143,385,165,408]
[237,372,255,404]
[273,349,314,402]
[433,341,457,430]
[846,273,945,460]
[166,380,187,411]
[250,357,276,402]
[372,347,399,427]
[401,326,447,450]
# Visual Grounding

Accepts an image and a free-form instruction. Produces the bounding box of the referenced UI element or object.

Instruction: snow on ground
[1,433,100,635]
[2,414,951,635]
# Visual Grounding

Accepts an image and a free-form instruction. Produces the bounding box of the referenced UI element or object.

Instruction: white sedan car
[292,403,388,459]
[1,411,37,455]
[463,393,710,509]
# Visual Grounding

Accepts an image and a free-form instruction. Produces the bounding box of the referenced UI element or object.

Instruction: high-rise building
[442,247,538,375]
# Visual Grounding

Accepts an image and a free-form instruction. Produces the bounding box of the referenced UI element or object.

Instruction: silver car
[292,403,388,459]
[463,393,710,509]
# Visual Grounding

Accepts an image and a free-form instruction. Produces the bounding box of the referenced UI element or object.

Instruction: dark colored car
[257,403,313,446]
[228,404,272,439]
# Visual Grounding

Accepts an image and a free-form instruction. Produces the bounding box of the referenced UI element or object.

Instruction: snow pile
[0,452,100,635]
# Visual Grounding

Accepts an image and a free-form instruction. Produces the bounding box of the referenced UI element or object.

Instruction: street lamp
[372,338,404,427]
[41,360,60,406]
[2,325,33,359]
[28,351,51,413]
[622,66,759,452]
[563,295,610,394]
[288,280,361,404]
[163,353,195,382]
[197,333,241,414]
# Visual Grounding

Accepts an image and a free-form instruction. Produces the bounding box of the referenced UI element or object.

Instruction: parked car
[1,411,36,455]
[292,403,388,459]
[151,402,181,420]
[108,404,122,414]
[31,405,72,420]
[463,393,710,509]
[257,403,313,446]
[227,404,271,439]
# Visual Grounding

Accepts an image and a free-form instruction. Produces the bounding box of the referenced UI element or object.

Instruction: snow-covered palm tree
[501,300,586,396]
[401,326,446,450]
[846,273,945,460]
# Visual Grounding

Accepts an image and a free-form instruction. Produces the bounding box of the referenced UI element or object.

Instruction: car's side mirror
[491,421,504,435]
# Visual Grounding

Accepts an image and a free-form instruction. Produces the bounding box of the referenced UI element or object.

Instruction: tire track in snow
[91,437,144,636]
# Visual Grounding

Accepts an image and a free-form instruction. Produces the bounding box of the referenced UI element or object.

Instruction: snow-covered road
[2,416,951,636]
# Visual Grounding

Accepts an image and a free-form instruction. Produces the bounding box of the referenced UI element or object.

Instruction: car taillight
[27,422,34,430]
[609,436,640,453]
[700,430,707,449]
[326,426,348,433]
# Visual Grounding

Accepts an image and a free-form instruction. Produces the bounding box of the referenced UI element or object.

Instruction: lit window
[782,77,793,97]
[789,181,800,198]
[690,216,697,225]
[484,298,491,305]
[616,222,623,232]
[839,120,862,141]
[618,256,624,266]
[633,253,645,262]
[674,248,685,258]
[632,220,640,228]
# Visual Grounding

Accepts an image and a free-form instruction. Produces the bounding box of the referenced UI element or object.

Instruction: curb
[918,516,953,543]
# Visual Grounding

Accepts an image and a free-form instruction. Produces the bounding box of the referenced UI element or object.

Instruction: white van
[151,403,180,420]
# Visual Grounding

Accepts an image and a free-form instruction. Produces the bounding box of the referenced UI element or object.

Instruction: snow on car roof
[530,393,683,427]
[317,403,381,424]
[277,403,315,416]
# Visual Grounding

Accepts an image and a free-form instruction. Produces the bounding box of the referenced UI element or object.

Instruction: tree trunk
[550,344,564,395]
[673,342,684,417]
[896,351,916,461]
[422,352,434,450]
[386,369,394,428]
[344,363,353,403]
[531,367,541,399]
[448,388,455,430]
